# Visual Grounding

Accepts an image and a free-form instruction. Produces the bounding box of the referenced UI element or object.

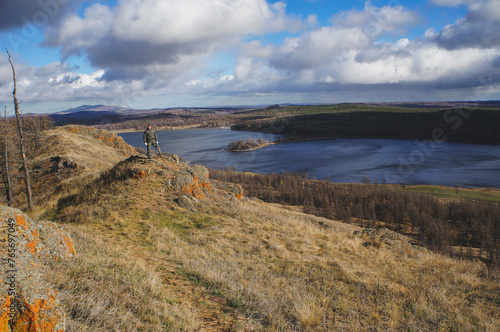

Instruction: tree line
[232,109,500,145]
[227,138,269,151]
[209,168,500,268]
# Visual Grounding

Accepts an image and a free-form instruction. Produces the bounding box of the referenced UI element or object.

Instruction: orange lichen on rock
[135,169,148,179]
[13,294,64,332]
[0,298,12,331]
[172,166,211,200]
[234,191,244,200]
[1,206,72,331]
[15,214,29,230]
[26,240,38,255]
[61,236,75,256]
[182,176,211,199]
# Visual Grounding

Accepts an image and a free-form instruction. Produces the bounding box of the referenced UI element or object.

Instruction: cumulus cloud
[432,0,500,49]
[44,0,299,81]
[264,3,419,72]
[332,3,420,35]
[0,60,107,105]
[226,1,499,99]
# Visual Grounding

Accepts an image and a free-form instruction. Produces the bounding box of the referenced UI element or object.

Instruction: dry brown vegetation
[2,125,499,331]
[209,169,500,270]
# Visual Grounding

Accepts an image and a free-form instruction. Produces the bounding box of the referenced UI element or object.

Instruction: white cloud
[332,3,420,36]
[224,1,500,99]
[44,0,299,81]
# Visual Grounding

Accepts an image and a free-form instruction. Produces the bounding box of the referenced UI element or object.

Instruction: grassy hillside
[4,125,492,331]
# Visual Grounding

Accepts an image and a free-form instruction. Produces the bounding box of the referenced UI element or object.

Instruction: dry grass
[44,225,201,331]
[152,201,499,331]
[33,125,135,171]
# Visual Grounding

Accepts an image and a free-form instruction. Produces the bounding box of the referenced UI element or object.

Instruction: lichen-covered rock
[131,168,149,179]
[0,206,74,331]
[172,174,194,190]
[171,166,211,199]
[216,182,244,200]
[188,165,209,182]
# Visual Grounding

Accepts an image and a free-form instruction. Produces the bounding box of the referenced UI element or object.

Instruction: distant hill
[46,102,500,145]
[233,102,500,145]
[48,104,254,128]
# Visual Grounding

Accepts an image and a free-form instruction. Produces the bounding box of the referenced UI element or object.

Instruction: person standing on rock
[143,124,162,158]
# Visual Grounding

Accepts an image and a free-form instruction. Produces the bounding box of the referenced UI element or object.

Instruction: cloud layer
[1,0,499,112]
[44,0,298,81]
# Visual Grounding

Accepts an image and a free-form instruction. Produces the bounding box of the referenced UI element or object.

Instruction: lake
[118,128,500,188]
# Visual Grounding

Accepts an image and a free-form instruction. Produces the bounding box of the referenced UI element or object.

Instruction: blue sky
[0,0,499,114]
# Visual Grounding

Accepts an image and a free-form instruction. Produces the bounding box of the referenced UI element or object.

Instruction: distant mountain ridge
[53,105,134,114]
[47,104,254,126]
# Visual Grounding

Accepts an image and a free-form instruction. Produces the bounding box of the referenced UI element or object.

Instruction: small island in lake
[227,138,273,151]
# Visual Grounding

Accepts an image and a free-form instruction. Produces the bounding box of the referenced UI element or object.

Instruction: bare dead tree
[2,106,13,206]
[6,49,34,211]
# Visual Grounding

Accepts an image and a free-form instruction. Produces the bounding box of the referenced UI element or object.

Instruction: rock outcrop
[170,165,211,199]
[0,206,74,331]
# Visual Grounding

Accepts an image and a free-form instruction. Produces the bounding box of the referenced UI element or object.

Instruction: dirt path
[90,222,260,331]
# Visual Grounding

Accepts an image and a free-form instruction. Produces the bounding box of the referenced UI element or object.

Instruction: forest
[232,108,500,145]
[209,168,500,268]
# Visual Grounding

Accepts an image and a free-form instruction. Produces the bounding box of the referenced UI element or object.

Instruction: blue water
[119,129,500,188]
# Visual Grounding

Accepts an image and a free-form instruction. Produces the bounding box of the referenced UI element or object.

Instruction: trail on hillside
[87,220,260,331]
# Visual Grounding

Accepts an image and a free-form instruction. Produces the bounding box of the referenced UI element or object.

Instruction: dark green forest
[233,109,500,145]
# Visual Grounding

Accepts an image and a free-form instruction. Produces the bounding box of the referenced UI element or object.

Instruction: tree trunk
[2,107,13,206]
[6,49,34,211]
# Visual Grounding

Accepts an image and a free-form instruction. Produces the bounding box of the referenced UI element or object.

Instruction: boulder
[162,154,179,164]
[0,206,74,331]
[216,182,244,200]
[171,166,211,199]
[177,195,197,211]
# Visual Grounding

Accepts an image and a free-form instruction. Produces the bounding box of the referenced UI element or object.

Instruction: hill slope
[24,126,500,331]
[27,125,136,210]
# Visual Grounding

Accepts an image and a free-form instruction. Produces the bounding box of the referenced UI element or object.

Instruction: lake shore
[111,124,206,134]
[118,129,500,189]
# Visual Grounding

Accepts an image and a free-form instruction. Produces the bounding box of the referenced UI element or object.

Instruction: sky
[0,0,499,114]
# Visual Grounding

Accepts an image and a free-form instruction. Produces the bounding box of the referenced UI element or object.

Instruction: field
[403,185,500,202]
